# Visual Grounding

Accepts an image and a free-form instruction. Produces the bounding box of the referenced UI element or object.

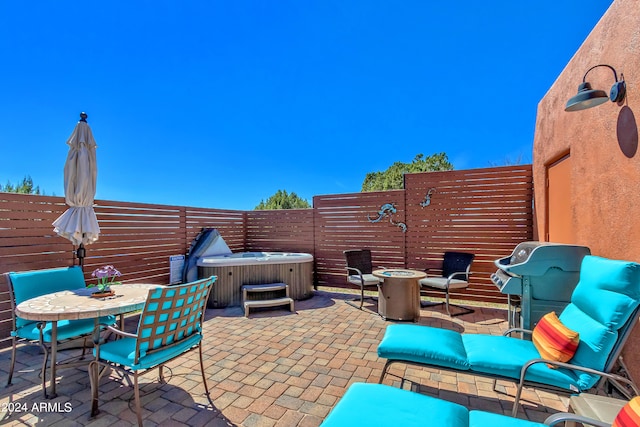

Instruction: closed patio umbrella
[52,112,100,267]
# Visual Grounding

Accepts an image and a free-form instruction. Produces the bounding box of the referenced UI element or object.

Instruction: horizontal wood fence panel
[313,190,407,287]
[245,209,315,254]
[404,165,533,304]
[184,207,246,253]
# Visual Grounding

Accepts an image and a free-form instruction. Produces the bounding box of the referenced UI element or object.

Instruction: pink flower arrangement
[90,265,122,292]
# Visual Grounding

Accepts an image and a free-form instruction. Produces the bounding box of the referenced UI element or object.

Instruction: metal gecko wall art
[367,203,407,232]
[420,188,436,207]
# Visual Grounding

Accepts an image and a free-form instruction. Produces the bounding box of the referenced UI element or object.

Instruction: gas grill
[491,242,590,329]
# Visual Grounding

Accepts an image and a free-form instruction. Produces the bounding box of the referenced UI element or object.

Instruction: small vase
[91,289,115,298]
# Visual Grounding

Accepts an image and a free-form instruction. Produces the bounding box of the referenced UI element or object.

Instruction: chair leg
[379,360,392,384]
[444,290,475,317]
[345,284,378,312]
[39,341,50,398]
[6,337,16,387]
[89,360,100,417]
[158,365,165,383]
[512,379,525,417]
[81,337,88,359]
[421,296,474,317]
[447,303,475,317]
[344,285,367,310]
[445,291,452,316]
[134,371,143,427]
[198,344,212,404]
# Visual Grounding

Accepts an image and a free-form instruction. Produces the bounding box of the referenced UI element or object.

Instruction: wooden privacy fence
[314,165,534,303]
[0,165,533,347]
[404,166,533,303]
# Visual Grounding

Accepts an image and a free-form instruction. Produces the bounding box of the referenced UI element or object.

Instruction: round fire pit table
[373,269,426,322]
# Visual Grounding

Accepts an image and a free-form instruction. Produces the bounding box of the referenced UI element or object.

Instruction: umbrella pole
[76,244,86,270]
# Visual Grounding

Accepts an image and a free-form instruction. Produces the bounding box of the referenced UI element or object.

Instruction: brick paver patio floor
[0,290,570,426]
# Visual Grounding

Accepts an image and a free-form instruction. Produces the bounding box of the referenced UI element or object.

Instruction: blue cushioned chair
[378,256,640,416]
[5,266,115,398]
[344,249,380,310]
[419,251,475,317]
[320,383,615,427]
[89,276,216,427]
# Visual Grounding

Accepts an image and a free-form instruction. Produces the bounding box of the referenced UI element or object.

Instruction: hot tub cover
[183,229,231,282]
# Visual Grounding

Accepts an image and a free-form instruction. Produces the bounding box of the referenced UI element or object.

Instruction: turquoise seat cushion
[377,324,470,370]
[469,410,546,427]
[13,316,115,342]
[320,383,548,427]
[94,333,202,371]
[463,335,583,391]
[320,383,469,427]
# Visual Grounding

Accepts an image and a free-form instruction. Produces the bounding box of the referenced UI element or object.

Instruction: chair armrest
[423,261,442,272]
[504,328,533,337]
[447,271,471,281]
[544,412,611,427]
[520,358,640,396]
[105,325,138,339]
[93,323,138,345]
[346,267,363,276]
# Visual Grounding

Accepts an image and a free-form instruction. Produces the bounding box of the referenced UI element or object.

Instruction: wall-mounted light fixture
[565,64,626,112]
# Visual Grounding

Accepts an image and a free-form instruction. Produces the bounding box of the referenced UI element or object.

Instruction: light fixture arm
[581,64,623,84]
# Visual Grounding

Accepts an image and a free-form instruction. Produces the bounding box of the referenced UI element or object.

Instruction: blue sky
[1,1,612,210]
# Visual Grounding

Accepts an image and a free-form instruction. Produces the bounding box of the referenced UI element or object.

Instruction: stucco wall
[533,0,640,385]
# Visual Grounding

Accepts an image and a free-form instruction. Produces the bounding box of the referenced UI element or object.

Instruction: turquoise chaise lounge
[320,382,617,427]
[377,255,640,416]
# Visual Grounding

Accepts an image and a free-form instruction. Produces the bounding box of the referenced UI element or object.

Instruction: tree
[255,189,311,210]
[487,153,529,167]
[361,152,453,192]
[1,176,42,194]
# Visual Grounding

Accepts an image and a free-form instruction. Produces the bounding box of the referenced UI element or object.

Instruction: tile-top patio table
[373,269,426,322]
[15,283,163,398]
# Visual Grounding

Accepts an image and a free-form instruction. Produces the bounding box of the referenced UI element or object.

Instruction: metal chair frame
[420,251,475,317]
[5,268,93,398]
[89,276,215,426]
[344,249,380,310]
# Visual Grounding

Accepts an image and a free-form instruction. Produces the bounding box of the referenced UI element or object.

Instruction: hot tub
[197,251,314,308]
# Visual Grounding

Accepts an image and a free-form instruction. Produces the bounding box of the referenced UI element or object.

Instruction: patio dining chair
[5,266,116,398]
[89,276,216,427]
[344,249,380,310]
[419,251,475,317]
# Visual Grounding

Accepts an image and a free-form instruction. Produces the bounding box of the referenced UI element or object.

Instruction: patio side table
[567,393,627,427]
[373,269,426,322]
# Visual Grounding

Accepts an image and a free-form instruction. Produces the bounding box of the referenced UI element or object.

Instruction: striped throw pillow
[532,312,579,368]
[613,397,640,427]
